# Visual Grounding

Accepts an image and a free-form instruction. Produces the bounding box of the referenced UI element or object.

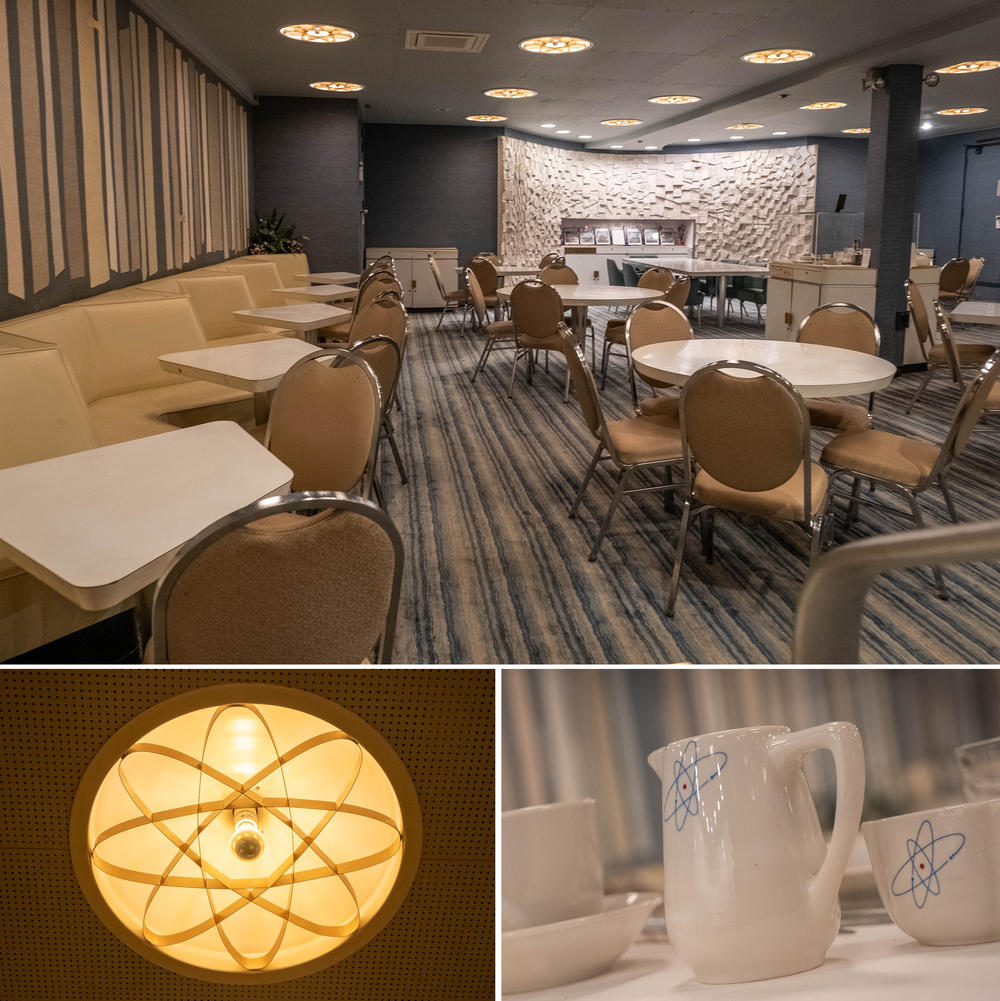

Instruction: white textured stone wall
[499,137,817,265]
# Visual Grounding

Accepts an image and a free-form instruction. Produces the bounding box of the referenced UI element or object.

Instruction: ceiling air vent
[404,30,489,53]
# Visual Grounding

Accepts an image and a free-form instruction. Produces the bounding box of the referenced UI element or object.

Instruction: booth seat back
[0,306,97,400]
[236,252,309,287]
[224,261,286,307]
[0,344,98,468]
[71,297,206,402]
[176,274,268,340]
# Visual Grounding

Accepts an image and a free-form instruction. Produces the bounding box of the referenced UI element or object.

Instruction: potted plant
[247,209,309,254]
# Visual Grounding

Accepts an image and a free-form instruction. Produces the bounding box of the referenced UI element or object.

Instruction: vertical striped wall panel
[0,0,250,319]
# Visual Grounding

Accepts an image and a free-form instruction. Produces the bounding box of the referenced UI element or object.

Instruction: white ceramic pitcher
[647,723,864,984]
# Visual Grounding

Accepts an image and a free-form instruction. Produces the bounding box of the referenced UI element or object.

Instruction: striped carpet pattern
[380,302,1000,664]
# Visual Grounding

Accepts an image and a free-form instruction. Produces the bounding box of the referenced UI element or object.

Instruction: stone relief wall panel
[499,137,817,265]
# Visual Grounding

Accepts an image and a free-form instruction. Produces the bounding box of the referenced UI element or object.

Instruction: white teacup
[863,798,1000,946]
[502,799,603,931]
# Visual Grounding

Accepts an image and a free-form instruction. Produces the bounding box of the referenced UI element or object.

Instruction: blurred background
[502,668,1000,889]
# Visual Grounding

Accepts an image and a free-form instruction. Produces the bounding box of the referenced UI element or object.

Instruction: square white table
[0,421,292,612]
[625,257,770,327]
[275,284,358,304]
[233,303,350,344]
[160,339,319,425]
[949,301,1000,327]
[294,271,360,285]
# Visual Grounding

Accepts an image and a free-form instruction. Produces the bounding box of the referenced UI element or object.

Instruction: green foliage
[248,209,309,254]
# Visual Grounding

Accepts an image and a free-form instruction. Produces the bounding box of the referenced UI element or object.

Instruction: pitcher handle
[768,722,865,910]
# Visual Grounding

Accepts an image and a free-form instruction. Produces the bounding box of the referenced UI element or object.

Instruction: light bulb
[230,808,265,861]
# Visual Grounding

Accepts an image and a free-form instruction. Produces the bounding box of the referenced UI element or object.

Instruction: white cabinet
[365,247,458,308]
[765,262,940,365]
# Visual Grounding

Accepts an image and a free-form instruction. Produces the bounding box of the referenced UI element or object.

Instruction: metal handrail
[793,520,1000,663]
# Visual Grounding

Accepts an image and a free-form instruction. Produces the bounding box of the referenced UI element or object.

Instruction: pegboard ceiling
[0,670,494,1001]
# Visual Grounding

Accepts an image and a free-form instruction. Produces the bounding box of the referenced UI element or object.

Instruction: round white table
[498,284,661,346]
[631,338,897,398]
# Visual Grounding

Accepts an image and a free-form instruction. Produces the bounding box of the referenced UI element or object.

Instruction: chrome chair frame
[264,347,383,500]
[151,491,404,664]
[667,360,832,617]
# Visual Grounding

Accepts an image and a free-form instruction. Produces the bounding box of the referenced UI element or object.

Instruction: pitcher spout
[647,746,668,780]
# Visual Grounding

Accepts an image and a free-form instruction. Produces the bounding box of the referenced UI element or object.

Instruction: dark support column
[863,64,924,366]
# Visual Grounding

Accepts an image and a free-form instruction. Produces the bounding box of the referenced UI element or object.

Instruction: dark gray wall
[917,131,1000,299]
[362,124,502,266]
[251,97,362,272]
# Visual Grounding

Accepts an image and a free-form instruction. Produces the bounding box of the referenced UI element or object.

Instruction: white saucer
[502,891,662,996]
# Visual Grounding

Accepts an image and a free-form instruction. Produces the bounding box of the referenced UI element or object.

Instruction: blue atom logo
[663,739,728,832]
[890,818,966,909]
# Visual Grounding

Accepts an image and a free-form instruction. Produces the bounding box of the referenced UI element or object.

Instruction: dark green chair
[606,260,625,287]
[622,262,641,287]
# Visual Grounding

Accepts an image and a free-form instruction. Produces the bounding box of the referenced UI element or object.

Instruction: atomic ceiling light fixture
[484,88,537,99]
[310,82,365,92]
[648,95,701,104]
[726,123,764,129]
[466,115,507,122]
[800,101,847,110]
[519,36,592,55]
[935,107,989,115]
[601,119,643,126]
[71,685,421,984]
[279,24,357,43]
[842,127,871,133]
[741,48,814,64]
[936,60,1000,74]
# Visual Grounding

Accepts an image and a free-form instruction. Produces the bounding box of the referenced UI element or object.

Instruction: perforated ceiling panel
[0,669,494,1001]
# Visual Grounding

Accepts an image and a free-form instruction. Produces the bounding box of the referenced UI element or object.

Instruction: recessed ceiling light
[921,121,934,130]
[645,145,659,150]
[842,127,871,134]
[729,135,746,140]
[578,134,593,139]
[484,88,537,99]
[310,81,364,92]
[465,115,507,122]
[555,129,570,134]
[648,95,701,104]
[772,131,789,135]
[935,107,989,115]
[279,24,357,43]
[936,60,1000,74]
[540,123,556,128]
[741,48,814,64]
[519,35,592,55]
[687,138,701,142]
[610,144,624,149]
[726,123,764,130]
[601,119,643,126]
[800,101,847,110]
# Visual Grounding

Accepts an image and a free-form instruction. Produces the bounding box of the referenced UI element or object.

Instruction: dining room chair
[150,491,403,663]
[796,303,881,433]
[347,294,408,351]
[906,287,994,412]
[622,262,641,287]
[938,258,971,307]
[263,347,382,498]
[469,256,502,321]
[538,261,597,363]
[623,300,693,412]
[538,252,562,269]
[667,361,832,617]
[821,349,1000,598]
[663,276,691,311]
[467,267,518,384]
[478,252,501,265]
[606,259,625,287]
[561,327,685,561]
[962,257,985,301]
[358,260,395,285]
[509,279,572,401]
[427,252,470,331]
[319,270,402,342]
[350,335,408,490]
[602,268,676,383]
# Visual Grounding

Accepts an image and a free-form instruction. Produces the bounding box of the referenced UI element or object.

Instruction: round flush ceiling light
[71,685,421,984]
[800,101,847,110]
[648,95,701,104]
[741,48,815,64]
[519,36,592,55]
[842,127,871,133]
[935,107,989,115]
[726,123,764,130]
[601,119,643,126]
[936,60,1000,74]
[484,88,537,99]
[279,24,357,44]
[310,81,364,93]
[466,114,507,122]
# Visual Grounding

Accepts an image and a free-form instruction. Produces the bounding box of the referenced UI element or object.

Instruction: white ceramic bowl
[862,798,1000,946]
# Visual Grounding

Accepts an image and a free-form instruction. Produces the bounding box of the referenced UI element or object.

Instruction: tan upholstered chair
[350,335,408,491]
[320,271,403,342]
[663,275,691,310]
[602,268,680,385]
[150,492,404,663]
[938,258,971,306]
[264,348,382,498]
[347,295,408,350]
[906,291,994,412]
[478,252,501,265]
[469,257,501,320]
[538,252,561,269]
[623,300,693,414]
[428,253,469,330]
[797,303,880,433]
[963,257,985,300]
[562,328,684,560]
[509,279,572,400]
[539,261,596,364]
[667,361,832,616]
[821,349,1000,597]
[467,268,517,384]
[359,260,395,285]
